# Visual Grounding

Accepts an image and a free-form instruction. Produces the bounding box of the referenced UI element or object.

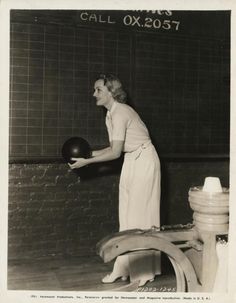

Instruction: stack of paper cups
[188,177,229,232]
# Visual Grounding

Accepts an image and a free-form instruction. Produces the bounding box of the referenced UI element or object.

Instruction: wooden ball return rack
[97,183,229,292]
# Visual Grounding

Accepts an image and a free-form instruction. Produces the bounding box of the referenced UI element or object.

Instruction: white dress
[106,101,161,282]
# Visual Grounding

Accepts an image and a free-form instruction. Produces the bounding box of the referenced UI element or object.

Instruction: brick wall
[8,163,119,260]
[8,159,229,261]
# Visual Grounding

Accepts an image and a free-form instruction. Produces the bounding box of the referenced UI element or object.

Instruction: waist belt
[126,140,152,160]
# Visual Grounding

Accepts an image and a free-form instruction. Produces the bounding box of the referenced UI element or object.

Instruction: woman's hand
[68,140,124,169]
[68,158,89,169]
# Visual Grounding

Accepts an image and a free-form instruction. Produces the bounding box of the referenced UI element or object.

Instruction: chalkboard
[9,10,230,161]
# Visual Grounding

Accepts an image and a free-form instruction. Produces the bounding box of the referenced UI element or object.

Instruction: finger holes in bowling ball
[61,137,92,164]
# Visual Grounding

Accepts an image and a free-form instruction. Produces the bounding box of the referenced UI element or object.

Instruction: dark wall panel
[10,21,132,159]
[133,33,229,154]
[9,10,230,161]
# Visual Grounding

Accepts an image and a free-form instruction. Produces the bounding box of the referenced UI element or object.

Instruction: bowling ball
[61,137,92,164]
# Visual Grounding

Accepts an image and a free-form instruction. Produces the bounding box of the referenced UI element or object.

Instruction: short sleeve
[111,112,129,141]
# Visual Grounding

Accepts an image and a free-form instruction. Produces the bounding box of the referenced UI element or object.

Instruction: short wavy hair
[97,74,127,103]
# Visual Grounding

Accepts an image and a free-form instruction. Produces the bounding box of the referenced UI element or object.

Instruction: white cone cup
[202,177,223,193]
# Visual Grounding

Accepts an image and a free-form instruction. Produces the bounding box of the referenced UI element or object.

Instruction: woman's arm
[69,140,124,169]
[92,147,111,157]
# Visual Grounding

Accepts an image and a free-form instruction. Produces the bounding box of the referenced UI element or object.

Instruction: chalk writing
[78,11,180,31]
[80,12,116,24]
[123,15,180,30]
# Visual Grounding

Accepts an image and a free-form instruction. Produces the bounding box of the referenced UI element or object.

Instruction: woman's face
[93,79,112,107]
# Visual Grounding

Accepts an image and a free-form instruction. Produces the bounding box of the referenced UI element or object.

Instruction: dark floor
[8,256,176,292]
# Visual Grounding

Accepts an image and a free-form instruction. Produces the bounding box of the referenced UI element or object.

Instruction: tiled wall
[10,22,132,158]
[133,33,230,154]
[9,10,230,160]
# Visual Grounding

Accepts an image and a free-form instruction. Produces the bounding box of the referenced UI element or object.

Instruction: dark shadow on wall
[159,158,229,226]
[73,156,124,181]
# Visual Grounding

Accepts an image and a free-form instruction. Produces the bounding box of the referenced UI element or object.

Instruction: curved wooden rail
[168,255,186,292]
[98,233,200,292]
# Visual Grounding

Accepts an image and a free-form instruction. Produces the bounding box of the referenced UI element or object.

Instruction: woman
[69,74,161,287]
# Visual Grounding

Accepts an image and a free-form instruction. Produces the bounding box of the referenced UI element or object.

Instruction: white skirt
[112,142,161,281]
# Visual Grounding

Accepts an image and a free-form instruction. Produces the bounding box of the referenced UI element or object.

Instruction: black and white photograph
[0,0,236,302]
